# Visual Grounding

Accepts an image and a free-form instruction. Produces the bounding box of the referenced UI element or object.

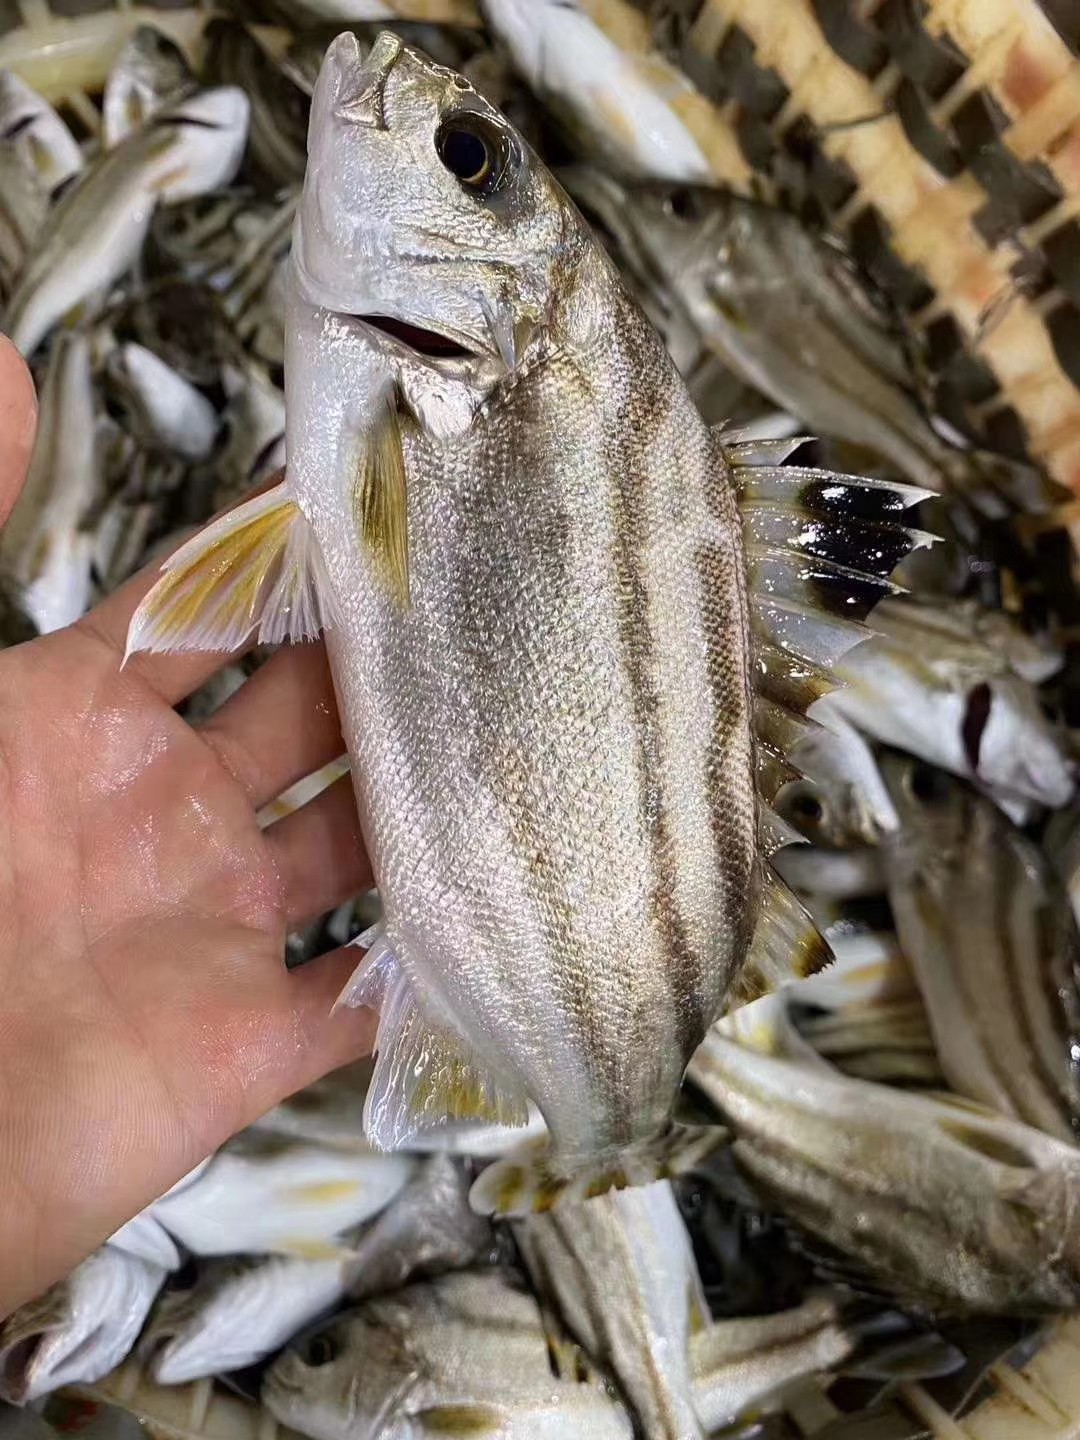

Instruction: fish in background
[1,330,102,634]
[881,751,1080,1142]
[514,1180,708,1440]
[482,0,712,182]
[812,595,1074,821]
[588,181,1052,514]
[263,1269,635,1440]
[105,343,219,463]
[139,1255,351,1385]
[0,1247,168,1403]
[143,1131,416,1259]
[4,84,250,357]
[127,31,928,1213]
[690,994,1080,1315]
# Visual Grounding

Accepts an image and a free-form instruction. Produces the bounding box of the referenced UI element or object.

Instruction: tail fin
[468,1123,727,1217]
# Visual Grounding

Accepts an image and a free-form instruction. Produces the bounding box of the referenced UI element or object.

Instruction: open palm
[0,338,374,1317]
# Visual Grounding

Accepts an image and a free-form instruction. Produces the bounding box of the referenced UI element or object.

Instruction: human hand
[0,335,375,1317]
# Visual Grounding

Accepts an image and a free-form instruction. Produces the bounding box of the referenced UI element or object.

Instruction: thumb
[0,332,37,528]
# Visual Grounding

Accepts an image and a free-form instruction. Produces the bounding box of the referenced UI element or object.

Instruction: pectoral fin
[125,481,336,656]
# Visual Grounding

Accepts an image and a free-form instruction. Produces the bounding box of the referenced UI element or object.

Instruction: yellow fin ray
[125,481,336,656]
[355,399,410,606]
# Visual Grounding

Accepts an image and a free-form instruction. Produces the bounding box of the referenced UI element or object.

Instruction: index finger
[0,334,37,528]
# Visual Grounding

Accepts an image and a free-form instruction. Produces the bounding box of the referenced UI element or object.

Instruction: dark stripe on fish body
[606,411,706,1064]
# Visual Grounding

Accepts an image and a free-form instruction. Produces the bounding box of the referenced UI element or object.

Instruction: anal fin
[336,925,530,1152]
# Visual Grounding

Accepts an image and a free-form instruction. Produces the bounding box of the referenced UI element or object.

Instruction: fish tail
[468,1123,727,1217]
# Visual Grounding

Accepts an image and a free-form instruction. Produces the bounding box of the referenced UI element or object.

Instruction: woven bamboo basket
[583,0,1080,500]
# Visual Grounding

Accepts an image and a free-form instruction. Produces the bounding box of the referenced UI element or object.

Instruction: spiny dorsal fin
[355,394,409,606]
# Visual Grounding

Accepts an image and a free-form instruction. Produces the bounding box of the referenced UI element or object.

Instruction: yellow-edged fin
[355,397,410,606]
[125,481,336,657]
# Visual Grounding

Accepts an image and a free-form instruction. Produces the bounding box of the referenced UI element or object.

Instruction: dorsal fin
[720,435,933,1008]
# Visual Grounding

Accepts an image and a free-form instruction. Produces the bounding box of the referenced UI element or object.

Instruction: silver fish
[344,1154,493,1299]
[106,343,219,461]
[4,85,250,357]
[2,329,102,633]
[212,361,287,511]
[127,32,927,1211]
[603,184,1049,506]
[146,1131,416,1259]
[688,1294,857,1433]
[881,752,1080,1142]
[141,1256,350,1385]
[102,25,195,148]
[482,0,711,182]
[262,1270,635,1440]
[0,1248,167,1403]
[813,595,1075,819]
[788,932,943,1087]
[203,20,309,189]
[0,70,83,194]
[776,710,898,851]
[514,1180,707,1440]
[690,994,1080,1315]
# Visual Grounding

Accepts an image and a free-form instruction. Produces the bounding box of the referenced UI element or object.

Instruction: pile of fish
[3,1,1080,1438]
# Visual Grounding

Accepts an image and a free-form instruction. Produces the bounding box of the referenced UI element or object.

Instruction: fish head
[294,31,580,373]
[618,185,752,311]
[878,751,972,863]
[263,1309,416,1440]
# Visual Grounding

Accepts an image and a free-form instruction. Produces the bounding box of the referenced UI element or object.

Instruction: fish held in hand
[126,32,929,1213]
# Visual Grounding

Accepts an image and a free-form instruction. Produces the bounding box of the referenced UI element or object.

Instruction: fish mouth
[355,313,477,360]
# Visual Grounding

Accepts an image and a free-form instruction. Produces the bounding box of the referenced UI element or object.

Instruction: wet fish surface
[128,30,926,1213]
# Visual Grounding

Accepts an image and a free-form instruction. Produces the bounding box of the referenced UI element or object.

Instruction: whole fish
[106,343,219,462]
[262,1270,634,1440]
[0,70,83,195]
[689,995,1080,1315]
[688,1294,858,1433]
[514,1181,707,1440]
[602,184,1050,507]
[145,1131,416,1258]
[813,595,1075,819]
[141,1256,350,1385]
[0,1247,167,1403]
[881,752,1080,1142]
[1,329,102,634]
[4,86,250,357]
[127,32,927,1211]
[344,1154,494,1298]
[482,0,711,182]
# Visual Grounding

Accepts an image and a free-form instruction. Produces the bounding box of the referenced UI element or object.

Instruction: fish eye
[436,112,512,197]
[665,188,705,222]
[905,763,950,806]
[300,1332,339,1367]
